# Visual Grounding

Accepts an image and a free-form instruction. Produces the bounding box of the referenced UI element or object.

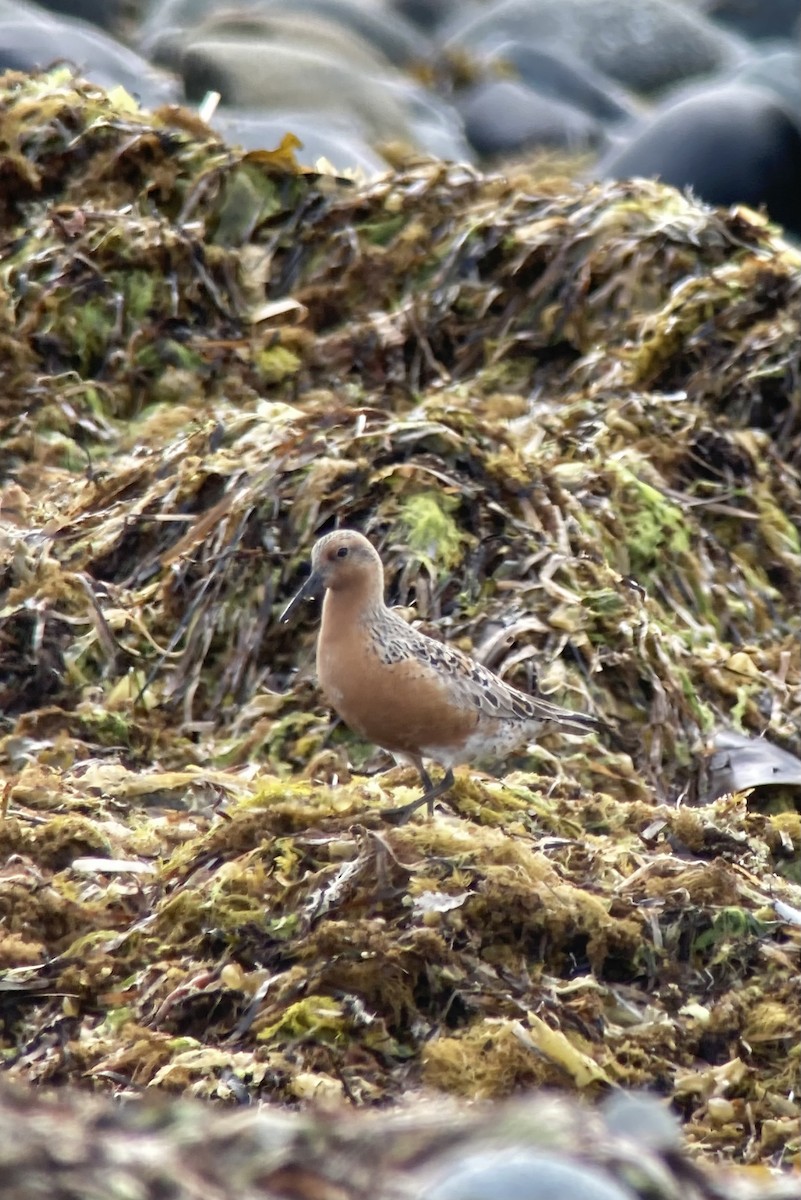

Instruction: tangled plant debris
[0,71,800,1178]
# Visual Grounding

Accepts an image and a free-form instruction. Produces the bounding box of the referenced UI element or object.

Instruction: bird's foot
[381,795,434,826]
[380,767,455,825]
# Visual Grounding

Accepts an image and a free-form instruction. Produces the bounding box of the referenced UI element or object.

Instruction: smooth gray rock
[695,0,801,41]
[602,1091,681,1150]
[0,14,179,107]
[441,0,751,94]
[478,40,640,123]
[727,44,801,112]
[140,0,427,67]
[270,0,428,65]
[24,0,133,34]
[391,0,461,31]
[597,83,801,237]
[421,1151,636,1200]
[459,77,605,155]
[181,40,413,142]
[162,9,394,73]
[172,11,471,162]
[384,75,474,161]
[0,0,52,15]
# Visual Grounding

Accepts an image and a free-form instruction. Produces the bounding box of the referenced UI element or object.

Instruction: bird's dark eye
[336,546,349,558]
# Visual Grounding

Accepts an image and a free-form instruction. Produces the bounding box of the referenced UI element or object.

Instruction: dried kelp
[1,72,801,1173]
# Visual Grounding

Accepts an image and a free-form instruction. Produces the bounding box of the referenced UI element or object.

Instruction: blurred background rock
[3,0,799,231]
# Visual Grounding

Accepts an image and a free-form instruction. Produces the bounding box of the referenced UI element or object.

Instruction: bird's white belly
[420,718,545,769]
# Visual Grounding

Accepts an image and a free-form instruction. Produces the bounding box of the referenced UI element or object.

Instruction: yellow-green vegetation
[0,70,800,1174]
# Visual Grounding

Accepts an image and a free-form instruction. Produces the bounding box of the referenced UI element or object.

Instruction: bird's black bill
[280,570,324,623]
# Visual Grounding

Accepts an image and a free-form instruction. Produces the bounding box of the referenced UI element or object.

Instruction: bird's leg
[381,767,455,825]
[418,766,436,816]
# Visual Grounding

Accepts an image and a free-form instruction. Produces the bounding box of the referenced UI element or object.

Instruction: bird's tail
[533,696,609,736]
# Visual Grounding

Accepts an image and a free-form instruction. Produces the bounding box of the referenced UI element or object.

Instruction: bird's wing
[375,610,603,733]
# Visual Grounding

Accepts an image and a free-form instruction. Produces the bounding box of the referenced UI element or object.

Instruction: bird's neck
[320,585,384,642]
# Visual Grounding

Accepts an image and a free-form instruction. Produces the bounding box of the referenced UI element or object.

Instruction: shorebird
[281,529,606,823]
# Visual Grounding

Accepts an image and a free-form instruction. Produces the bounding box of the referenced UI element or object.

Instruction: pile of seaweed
[1,71,800,1174]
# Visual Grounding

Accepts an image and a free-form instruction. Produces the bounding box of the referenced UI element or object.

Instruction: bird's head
[280,530,384,622]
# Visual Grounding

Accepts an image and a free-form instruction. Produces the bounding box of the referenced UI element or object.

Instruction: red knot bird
[281,529,606,823]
